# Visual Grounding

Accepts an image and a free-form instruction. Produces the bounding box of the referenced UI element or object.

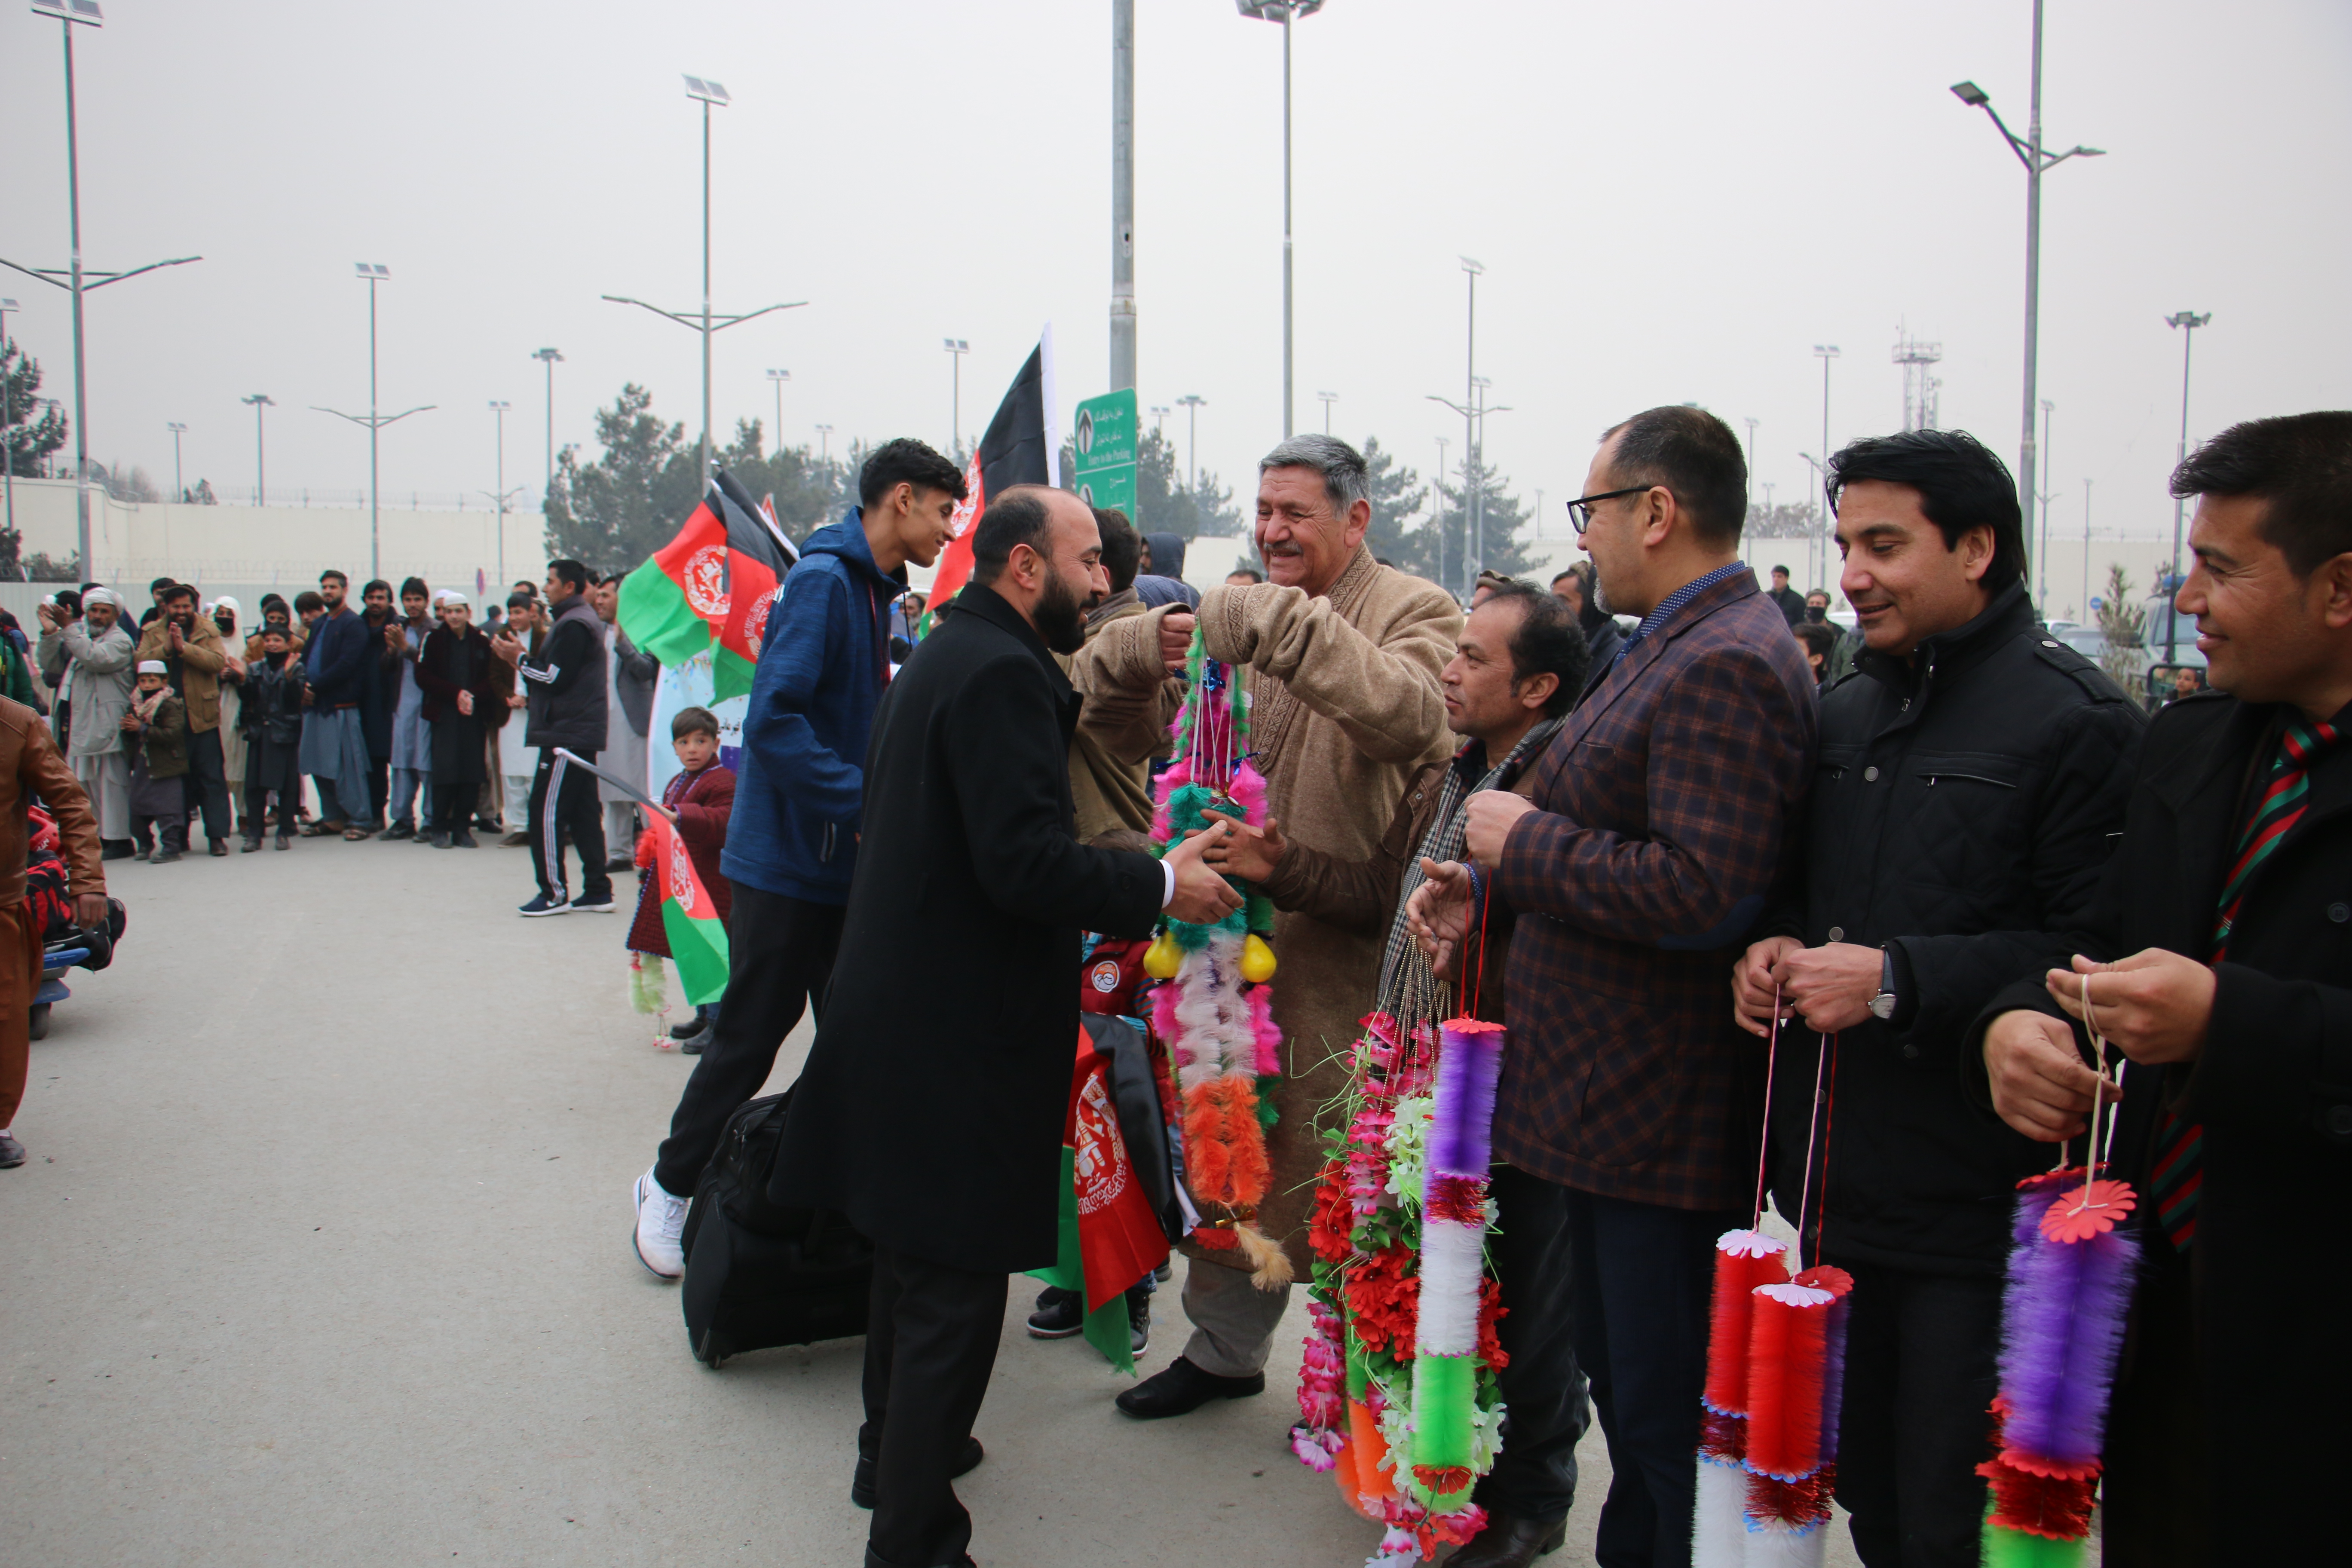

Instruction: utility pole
[242,394,273,504]
[315,264,431,583]
[2163,310,2210,664]
[1110,0,1136,393]
[604,78,803,487]
[1951,7,2106,588]
[533,347,563,502]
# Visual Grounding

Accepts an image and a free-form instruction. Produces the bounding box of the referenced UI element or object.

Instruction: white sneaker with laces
[632,1167,689,1280]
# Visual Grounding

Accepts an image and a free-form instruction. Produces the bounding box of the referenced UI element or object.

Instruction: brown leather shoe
[1445,1512,1567,1568]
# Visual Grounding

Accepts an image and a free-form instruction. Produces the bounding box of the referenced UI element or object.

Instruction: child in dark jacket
[122,659,190,861]
[239,626,307,850]
[628,705,737,1051]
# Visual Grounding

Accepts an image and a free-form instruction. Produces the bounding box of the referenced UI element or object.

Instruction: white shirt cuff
[1161,859,1176,909]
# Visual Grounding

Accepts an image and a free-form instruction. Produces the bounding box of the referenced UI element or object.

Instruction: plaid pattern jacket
[1495,569,1818,1210]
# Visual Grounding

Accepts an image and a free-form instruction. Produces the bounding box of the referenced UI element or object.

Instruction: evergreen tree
[541,383,699,570]
[1403,451,1540,596]
[1057,425,1241,541]
[3,340,68,478]
[1360,435,1426,564]
[712,417,854,545]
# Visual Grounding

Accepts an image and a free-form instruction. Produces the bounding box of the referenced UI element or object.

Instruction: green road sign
[1072,388,1139,518]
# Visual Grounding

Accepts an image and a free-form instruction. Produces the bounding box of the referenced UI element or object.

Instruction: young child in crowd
[240,626,307,850]
[121,659,189,862]
[1029,826,1165,1353]
[627,706,736,1053]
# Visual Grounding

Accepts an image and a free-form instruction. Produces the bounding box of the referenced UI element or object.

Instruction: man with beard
[135,584,235,856]
[770,485,1241,1568]
[633,439,968,1277]
[300,571,377,839]
[1552,561,1624,668]
[38,588,136,858]
[382,578,435,840]
[1079,433,1460,1421]
[353,578,401,834]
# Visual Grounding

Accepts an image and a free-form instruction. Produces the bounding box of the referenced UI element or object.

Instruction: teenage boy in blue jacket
[633,437,966,1278]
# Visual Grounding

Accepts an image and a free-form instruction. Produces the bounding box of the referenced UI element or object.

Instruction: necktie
[2149,715,2341,1253]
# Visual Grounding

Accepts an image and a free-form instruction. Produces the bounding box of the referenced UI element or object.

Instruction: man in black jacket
[1732,429,2143,1567]
[491,558,611,915]
[772,487,1240,1568]
[1977,411,2352,1566]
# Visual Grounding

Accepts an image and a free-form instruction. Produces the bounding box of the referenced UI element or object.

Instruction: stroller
[25,805,123,1040]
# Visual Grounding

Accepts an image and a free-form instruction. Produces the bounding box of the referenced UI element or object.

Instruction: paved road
[2,839,1857,1567]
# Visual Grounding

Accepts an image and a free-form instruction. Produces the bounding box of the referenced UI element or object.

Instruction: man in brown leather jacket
[0,694,107,1168]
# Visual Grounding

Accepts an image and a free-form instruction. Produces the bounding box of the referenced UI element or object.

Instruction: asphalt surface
[2,836,1858,1568]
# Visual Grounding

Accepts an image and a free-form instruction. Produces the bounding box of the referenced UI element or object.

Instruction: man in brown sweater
[1075,433,1461,1419]
[0,695,107,1168]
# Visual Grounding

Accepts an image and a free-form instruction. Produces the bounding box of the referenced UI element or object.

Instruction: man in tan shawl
[1073,433,1461,1418]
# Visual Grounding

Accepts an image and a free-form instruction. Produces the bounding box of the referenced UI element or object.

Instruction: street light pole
[488,400,511,589]
[2163,310,2210,664]
[1177,394,1206,494]
[2036,398,2055,616]
[765,368,790,455]
[1317,391,1337,435]
[1238,2,1325,438]
[1110,0,1136,393]
[314,264,431,583]
[166,420,185,500]
[814,423,833,463]
[1742,417,1758,507]
[1812,346,1840,585]
[533,347,563,503]
[241,394,273,504]
[943,340,968,459]
[1951,14,2106,573]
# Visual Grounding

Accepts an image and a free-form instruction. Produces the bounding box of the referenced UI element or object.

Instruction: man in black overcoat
[1975,411,2352,1565]
[771,485,1241,1568]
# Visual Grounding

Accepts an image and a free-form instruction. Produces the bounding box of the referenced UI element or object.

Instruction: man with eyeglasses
[1410,407,1816,1568]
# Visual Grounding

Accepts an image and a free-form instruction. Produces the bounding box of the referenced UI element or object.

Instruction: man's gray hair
[1259,433,1370,517]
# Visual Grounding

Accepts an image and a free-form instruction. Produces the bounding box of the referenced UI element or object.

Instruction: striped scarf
[2149,712,2342,1253]
[1375,717,1563,1007]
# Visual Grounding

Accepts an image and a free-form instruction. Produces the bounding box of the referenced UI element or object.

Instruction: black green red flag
[1026,1022,1170,1374]
[922,338,1055,629]
[618,467,799,699]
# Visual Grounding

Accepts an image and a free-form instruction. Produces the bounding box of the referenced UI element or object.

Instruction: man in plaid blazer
[1414,406,1817,1568]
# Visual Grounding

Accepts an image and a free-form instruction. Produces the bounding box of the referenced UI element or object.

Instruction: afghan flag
[1028,1020,1169,1374]
[647,809,730,1006]
[618,466,799,700]
[922,334,1057,630]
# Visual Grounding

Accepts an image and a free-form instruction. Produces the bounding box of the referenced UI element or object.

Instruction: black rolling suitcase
[678,1087,874,1368]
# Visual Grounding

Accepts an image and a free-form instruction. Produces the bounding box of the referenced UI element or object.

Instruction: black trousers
[366,754,390,827]
[245,749,302,835]
[528,750,609,901]
[652,884,845,1197]
[181,726,233,844]
[2100,1238,2205,1567]
[1567,1188,1742,1568]
[1472,1164,1592,1523]
[860,1244,1006,1568]
[1829,1259,2004,1568]
[431,775,476,835]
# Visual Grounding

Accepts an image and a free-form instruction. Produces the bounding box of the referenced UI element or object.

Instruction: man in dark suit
[1977,411,2352,1565]
[771,485,1241,1568]
[1412,407,1817,1568]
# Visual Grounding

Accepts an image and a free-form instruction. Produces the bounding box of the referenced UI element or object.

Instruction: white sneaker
[632,1167,689,1280]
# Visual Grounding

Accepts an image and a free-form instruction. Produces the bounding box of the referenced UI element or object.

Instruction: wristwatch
[1869,946,1899,1021]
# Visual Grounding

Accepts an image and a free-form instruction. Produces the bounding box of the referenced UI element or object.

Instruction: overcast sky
[4,0,2347,557]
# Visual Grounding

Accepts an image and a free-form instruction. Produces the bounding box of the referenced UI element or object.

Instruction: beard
[1804,604,1828,623]
[1035,570,1087,655]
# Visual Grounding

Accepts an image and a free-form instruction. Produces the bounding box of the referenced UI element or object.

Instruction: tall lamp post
[0,297,17,544]
[1110,0,1137,393]
[487,400,512,589]
[764,368,791,454]
[241,394,273,504]
[1742,416,1759,507]
[1316,391,1338,435]
[2036,398,2055,617]
[314,263,432,582]
[1149,404,1170,437]
[1799,452,1828,591]
[166,420,186,500]
[814,423,833,463]
[1951,9,2106,575]
[532,347,563,504]
[604,77,804,486]
[1428,375,1511,600]
[1176,394,1206,494]
[1811,346,1840,586]
[1237,0,1326,438]
[2162,310,2211,664]
[6,0,203,579]
[943,339,968,458]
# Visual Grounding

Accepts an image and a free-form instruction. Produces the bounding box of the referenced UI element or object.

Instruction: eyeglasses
[1564,485,1655,538]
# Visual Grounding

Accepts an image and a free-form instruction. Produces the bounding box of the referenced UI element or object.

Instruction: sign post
[1072,388,1139,519]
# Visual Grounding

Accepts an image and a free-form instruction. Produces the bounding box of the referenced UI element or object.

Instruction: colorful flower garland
[1144,637,1288,1286]
[1292,995,1510,1567]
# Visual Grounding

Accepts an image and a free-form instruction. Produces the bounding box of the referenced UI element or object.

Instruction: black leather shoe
[862,1551,975,1568]
[849,1435,983,1510]
[1114,1355,1263,1419]
[1444,1511,1567,1567]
